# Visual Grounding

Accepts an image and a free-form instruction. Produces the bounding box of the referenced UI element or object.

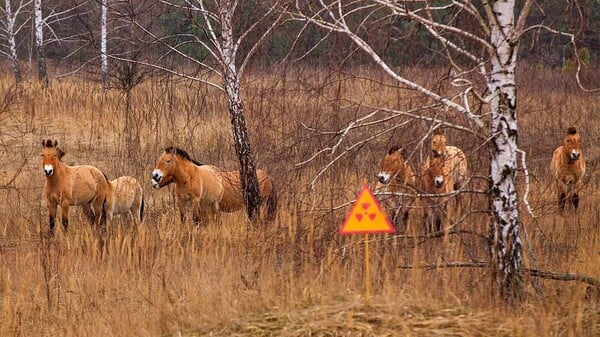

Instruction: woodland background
[0,1,599,336]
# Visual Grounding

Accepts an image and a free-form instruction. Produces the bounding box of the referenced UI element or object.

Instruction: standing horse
[150,147,277,224]
[107,176,144,224]
[422,132,467,217]
[420,154,454,233]
[550,127,586,211]
[375,145,417,230]
[41,139,110,236]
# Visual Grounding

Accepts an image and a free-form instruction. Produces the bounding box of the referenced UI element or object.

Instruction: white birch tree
[0,0,31,82]
[100,0,108,88]
[292,0,545,300]
[33,0,47,85]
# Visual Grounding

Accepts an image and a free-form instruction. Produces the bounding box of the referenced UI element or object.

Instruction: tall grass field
[0,65,598,336]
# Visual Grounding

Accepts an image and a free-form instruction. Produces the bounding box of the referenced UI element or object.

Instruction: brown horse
[41,139,110,236]
[150,147,277,224]
[423,132,467,217]
[550,127,586,211]
[423,132,468,191]
[375,145,417,230]
[107,176,144,224]
[420,154,454,233]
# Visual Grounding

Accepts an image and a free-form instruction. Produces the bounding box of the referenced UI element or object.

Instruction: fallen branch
[395,262,600,287]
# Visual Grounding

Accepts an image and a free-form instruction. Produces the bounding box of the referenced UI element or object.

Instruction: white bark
[101,0,108,88]
[34,0,47,85]
[485,0,534,300]
[1,0,30,82]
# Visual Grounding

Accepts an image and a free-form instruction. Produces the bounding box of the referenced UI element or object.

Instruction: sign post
[339,183,394,302]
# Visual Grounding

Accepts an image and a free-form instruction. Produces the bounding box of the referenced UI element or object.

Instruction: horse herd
[375,127,586,233]
[40,126,585,236]
[41,140,277,236]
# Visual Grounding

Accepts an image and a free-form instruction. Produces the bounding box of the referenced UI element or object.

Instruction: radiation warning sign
[339,184,395,234]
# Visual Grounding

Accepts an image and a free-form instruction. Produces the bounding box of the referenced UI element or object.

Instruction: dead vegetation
[0,64,598,336]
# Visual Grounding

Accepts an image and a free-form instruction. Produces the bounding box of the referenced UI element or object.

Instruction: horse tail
[265,179,278,222]
[101,195,108,227]
[140,195,145,222]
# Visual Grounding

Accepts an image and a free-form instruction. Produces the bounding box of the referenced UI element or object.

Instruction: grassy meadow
[0,64,598,336]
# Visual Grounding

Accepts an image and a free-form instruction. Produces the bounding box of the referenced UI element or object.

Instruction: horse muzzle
[569,151,581,161]
[434,177,444,188]
[377,173,389,185]
[43,165,54,177]
[151,170,163,188]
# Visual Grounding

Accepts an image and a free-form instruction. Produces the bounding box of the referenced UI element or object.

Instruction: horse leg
[572,193,580,210]
[60,199,70,233]
[558,192,567,212]
[48,203,58,236]
[91,195,108,233]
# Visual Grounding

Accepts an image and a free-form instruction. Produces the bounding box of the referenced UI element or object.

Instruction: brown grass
[0,64,599,336]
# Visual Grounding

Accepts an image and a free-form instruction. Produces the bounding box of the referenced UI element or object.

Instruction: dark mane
[42,139,65,158]
[165,146,203,166]
[567,127,577,135]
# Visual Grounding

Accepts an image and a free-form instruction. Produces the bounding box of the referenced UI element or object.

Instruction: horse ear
[57,148,65,159]
[53,140,58,147]
[388,145,402,155]
[566,127,577,135]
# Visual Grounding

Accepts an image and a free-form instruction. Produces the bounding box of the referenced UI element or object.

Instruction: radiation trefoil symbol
[339,184,395,235]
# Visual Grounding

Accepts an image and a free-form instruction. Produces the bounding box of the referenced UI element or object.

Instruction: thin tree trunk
[34,0,48,86]
[101,0,108,89]
[218,3,261,220]
[487,0,523,301]
[225,76,262,220]
[5,0,22,82]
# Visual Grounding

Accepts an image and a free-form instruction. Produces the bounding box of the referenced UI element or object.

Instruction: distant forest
[1,0,599,79]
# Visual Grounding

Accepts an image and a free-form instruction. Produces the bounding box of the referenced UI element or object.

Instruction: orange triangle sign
[339,184,395,234]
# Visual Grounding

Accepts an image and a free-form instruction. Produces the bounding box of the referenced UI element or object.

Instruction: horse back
[67,165,109,205]
[444,146,467,187]
[197,165,228,205]
[110,176,142,214]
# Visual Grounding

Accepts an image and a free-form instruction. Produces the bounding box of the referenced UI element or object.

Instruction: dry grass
[0,64,599,336]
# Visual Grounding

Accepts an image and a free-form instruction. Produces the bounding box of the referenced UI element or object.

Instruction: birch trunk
[34,0,47,86]
[487,0,523,301]
[101,0,108,89]
[218,3,262,220]
[4,0,22,82]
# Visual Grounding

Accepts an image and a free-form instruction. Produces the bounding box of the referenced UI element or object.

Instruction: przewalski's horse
[422,132,467,217]
[150,147,277,224]
[420,154,454,233]
[375,145,417,230]
[41,139,110,236]
[550,127,586,211]
[107,176,144,224]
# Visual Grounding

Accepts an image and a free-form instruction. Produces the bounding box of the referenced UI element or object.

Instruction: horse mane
[42,139,65,159]
[165,146,203,166]
[567,127,577,135]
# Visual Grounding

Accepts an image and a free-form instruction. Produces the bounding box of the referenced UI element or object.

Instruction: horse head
[41,139,65,177]
[426,155,446,190]
[431,132,447,157]
[151,148,179,189]
[563,127,582,161]
[377,145,407,185]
